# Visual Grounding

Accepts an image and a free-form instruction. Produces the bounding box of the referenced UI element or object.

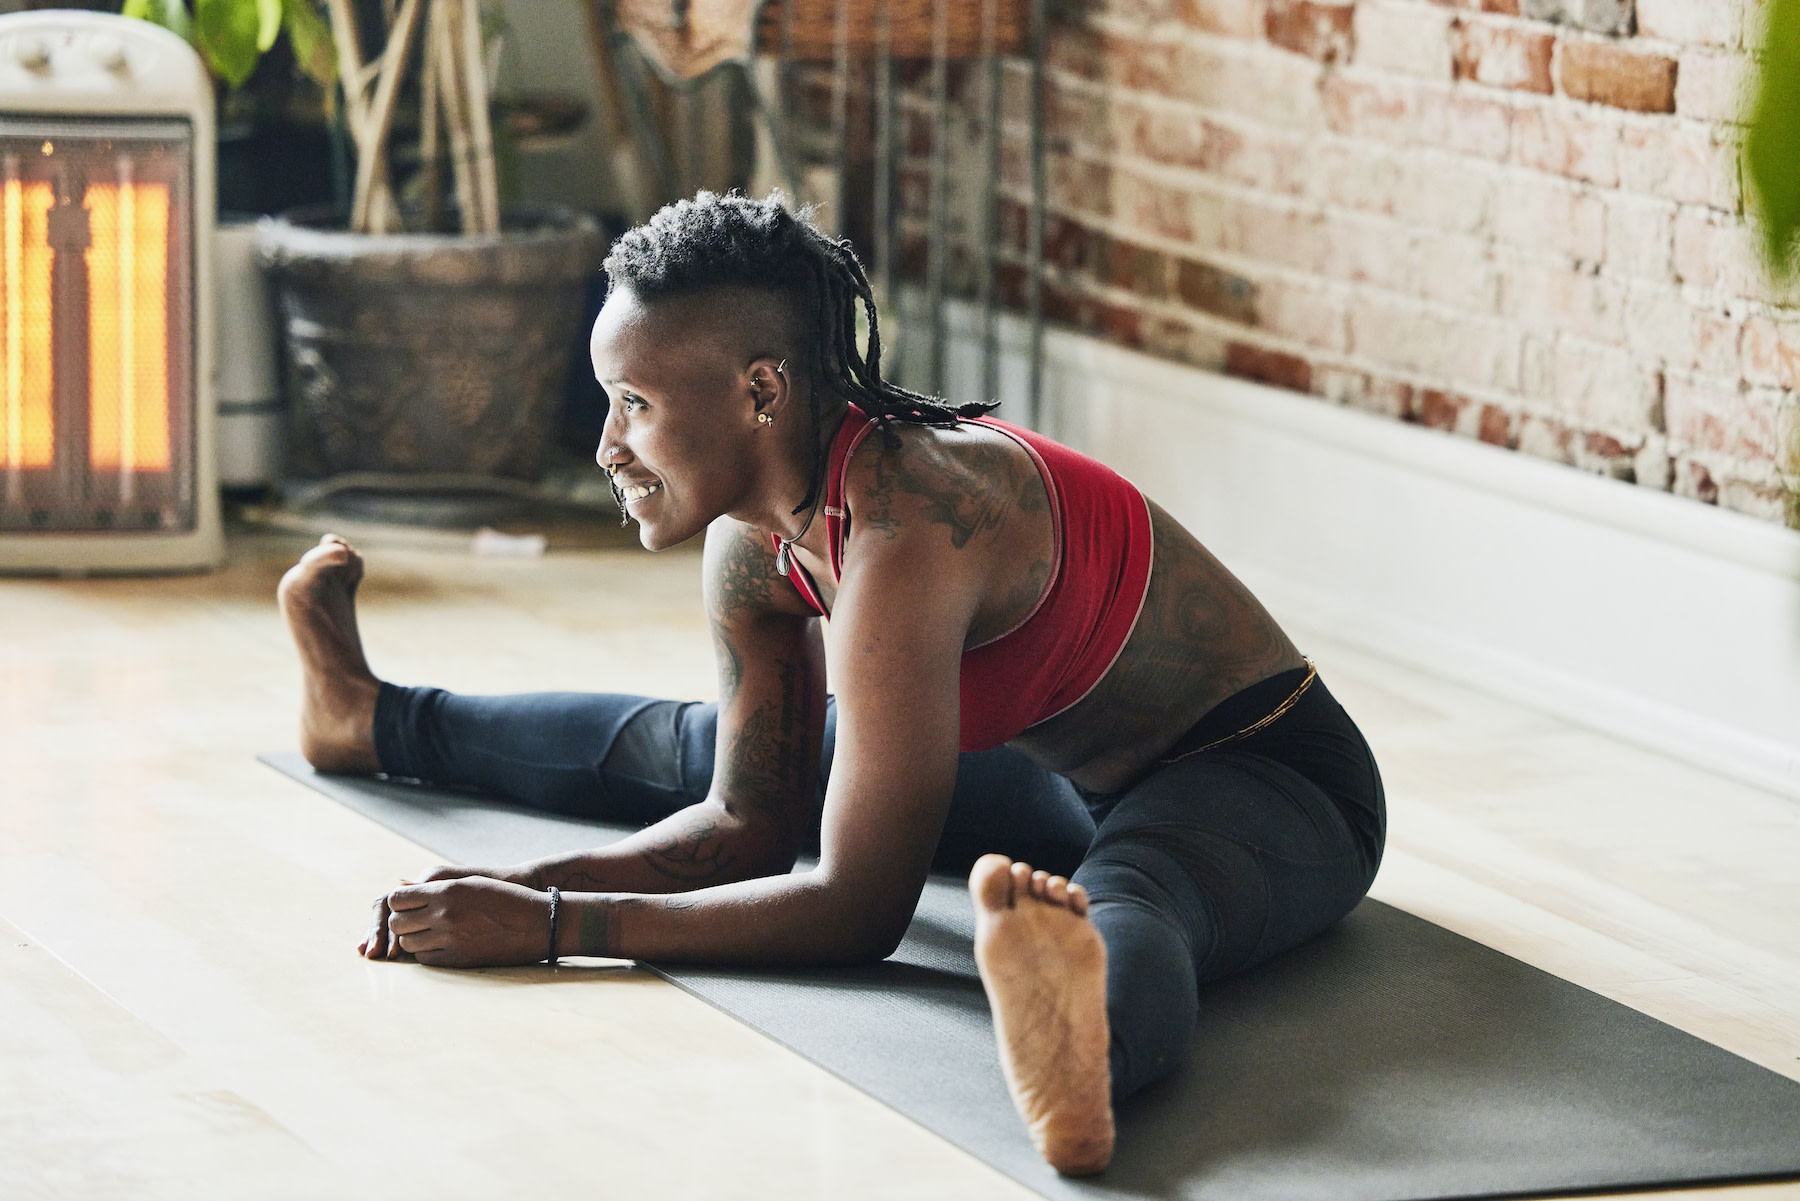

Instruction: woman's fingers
[362,894,393,958]
[386,884,433,912]
[386,906,434,935]
[395,930,448,956]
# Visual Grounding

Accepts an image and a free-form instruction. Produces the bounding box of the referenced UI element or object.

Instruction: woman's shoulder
[839,418,1050,551]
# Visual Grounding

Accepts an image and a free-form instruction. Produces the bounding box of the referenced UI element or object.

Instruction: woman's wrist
[559,893,622,957]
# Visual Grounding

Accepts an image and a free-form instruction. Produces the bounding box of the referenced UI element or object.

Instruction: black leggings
[374,667,1385,1101]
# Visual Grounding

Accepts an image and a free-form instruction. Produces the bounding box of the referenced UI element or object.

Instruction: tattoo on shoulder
[857,434,1043,552]
[861,449,902,541]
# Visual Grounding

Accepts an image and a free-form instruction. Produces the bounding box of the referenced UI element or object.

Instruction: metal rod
[604,0,681,204]
[1027,0,1047,429]
[578,0,652,220]
[778,0,798,197]
[926,0,951,398]
[744,67,804,200]
[979,0,1002,409]
[873,0,896,373]
[830,0,851,236]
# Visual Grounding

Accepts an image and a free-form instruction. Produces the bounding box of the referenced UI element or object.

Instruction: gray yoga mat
[265,751,1800,1200]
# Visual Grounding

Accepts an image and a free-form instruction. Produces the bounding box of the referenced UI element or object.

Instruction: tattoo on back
[858,431,1049,552]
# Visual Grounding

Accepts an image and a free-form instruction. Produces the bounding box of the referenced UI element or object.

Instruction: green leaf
[120,0,193,43]
[193,0,267,88]
[282,0,336,89]
[1747,0,1800,279]
[255,0,283,53]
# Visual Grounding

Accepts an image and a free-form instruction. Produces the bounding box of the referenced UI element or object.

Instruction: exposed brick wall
[777,0,1787,525]
[975,0,1799,524]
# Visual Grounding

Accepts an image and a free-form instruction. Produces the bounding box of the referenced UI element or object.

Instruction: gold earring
[757,412,773,426]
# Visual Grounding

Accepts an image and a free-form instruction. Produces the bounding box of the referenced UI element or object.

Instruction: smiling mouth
[620,481,663,502]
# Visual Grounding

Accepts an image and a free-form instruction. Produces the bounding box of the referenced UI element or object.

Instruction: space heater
[0,10,219,573]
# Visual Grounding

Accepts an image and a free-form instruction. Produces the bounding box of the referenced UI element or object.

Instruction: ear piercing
[754,360,786,423]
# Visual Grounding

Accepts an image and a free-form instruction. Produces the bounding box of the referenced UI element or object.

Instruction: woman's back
[781,413,1304,794]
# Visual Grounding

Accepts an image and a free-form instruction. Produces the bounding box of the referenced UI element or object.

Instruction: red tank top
[777,413,1154,752]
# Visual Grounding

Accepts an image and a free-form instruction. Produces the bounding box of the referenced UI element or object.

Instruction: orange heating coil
[1,167,54,482]
[0,162,172,498]
[86,171,171,484]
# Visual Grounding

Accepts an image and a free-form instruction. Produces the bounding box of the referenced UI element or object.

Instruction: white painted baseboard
[905,299,1800,801]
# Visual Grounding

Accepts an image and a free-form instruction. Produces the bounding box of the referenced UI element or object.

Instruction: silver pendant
[775,541,793,576]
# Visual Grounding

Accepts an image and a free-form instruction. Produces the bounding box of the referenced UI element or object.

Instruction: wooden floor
[2,521,1797,1200]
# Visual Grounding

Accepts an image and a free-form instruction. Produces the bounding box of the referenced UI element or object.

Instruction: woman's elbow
[822,900,912,965]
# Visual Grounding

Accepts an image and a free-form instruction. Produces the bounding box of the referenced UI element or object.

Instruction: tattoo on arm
[639,811,741,881]
[633,655,814,881]
[575,894,696,957]
[718,657,814,844]
[706,525,787,701]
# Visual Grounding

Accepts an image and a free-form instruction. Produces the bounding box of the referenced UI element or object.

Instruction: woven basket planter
[257,207,606,482]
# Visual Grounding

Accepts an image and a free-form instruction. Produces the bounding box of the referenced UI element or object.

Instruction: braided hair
[601,190,995,519]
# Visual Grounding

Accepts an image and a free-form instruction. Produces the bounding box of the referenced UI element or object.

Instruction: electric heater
[0,11,219,572]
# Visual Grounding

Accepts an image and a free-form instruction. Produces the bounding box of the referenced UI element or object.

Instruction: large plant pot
[257,207,607,482]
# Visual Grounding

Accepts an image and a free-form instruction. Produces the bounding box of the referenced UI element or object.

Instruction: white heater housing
[0,11,220,573]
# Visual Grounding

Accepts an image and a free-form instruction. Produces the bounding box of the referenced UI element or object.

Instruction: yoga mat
[265,752,1800,1201]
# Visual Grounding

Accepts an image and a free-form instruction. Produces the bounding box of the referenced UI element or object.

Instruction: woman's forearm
[520,799,799,896]
[558,868,915,966]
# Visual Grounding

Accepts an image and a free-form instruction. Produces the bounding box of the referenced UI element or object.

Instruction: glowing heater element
[86,168,171,494]
[2,159,54,501]
[0,9,221,572]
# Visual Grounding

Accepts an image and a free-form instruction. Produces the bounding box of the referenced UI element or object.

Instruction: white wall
[918,300,1800,802]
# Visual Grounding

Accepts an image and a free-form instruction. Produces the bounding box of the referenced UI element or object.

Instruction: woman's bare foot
[970,854,1115,1176]
[277,534,382,775]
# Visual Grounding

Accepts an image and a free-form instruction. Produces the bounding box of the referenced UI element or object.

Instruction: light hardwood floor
[2,524,1796,1200]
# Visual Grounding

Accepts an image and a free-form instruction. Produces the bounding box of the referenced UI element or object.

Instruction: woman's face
[590,287,771,551]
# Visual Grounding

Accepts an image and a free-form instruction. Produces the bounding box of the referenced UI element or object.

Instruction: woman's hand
[357,876,552,967]
[415,862,542,887]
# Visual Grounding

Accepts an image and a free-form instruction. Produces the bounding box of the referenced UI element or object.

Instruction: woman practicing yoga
[280,192,1385,1175]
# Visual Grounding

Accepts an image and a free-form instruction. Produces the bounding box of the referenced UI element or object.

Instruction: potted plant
[247,0,606,483]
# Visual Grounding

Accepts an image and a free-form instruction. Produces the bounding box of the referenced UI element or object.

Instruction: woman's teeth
[622,482,662,502]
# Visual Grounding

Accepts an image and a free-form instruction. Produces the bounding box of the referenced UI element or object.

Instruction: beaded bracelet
[546,885,561,965]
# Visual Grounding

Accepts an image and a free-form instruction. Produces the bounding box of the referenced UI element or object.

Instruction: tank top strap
[824,410,881,584]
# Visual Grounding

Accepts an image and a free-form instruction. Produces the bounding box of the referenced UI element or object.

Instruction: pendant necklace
[775,490,824,577]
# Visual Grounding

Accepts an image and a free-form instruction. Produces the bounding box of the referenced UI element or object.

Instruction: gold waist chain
[1159,658,1317,765]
